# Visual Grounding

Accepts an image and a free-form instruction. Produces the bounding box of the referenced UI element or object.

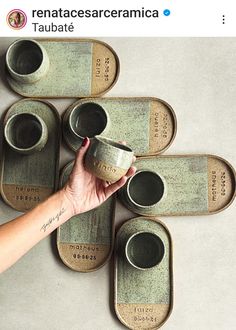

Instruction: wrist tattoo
[40,208,66,233]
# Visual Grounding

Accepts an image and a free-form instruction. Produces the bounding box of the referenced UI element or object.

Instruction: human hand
[62,137,136,216]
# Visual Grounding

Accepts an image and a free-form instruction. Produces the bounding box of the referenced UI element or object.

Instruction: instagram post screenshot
[0,1,235,329]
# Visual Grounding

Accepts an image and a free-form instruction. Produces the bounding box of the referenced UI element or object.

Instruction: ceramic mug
[6,39,49,83]
[84,136,133,183]
[119,170,166,214]
[4,112,48,155]
[68,102,110,140]
[125,231,165,270]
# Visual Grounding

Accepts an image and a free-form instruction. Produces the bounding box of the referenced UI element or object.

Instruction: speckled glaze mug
[6,39,49,83]
[4,113,48,155]
[84,136,133,183]
[125,231,165,270]
[119,170,166,214]
[68,102,110,139]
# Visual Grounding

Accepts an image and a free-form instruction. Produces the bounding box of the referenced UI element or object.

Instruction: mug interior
[126,232,165,269]
[70,103,108,138]
[6,113,43,149]
[128,171,165,207]
[7,40,43,75]
[96,137,132,152]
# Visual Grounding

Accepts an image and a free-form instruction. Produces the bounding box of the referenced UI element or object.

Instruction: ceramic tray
[119,155,236,216]
[7,39,119,98]
[0,99,60,212]
[114,217,173,330]
[63,97,177,156]
[57,161,115,272]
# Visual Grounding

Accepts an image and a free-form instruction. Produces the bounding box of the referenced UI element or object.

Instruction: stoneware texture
[4,112,48,155]
[119,155,236,216]
[57,161,115,272]
[115,217,173,330]
[6,39,50,84]
[85,136,133,183]
[0,99,60,212]
[62,97,176,156]
[6,39,119,98]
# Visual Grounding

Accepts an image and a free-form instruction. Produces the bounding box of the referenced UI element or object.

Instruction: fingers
[103,180,111,188]
[104,176,128,198]
[126,166,136,178]
[72,137,90,173]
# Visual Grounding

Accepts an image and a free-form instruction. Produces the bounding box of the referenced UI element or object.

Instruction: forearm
[0,137,136,274]
[0,189,74,273]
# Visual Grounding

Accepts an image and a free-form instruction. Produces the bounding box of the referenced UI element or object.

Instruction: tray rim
[0,98,61,212]
[126,154,236,216]
[5,38,120,99]
[114,216,174,330]
[56,160,116,272]
[62,96,177,156]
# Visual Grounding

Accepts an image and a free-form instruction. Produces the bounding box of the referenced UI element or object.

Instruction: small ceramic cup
[4,113,48,155]
[68,102,110,139]
[125,231,165,270]
[6,39,49,84]
[84,136,133,183]
[119,170,166,214]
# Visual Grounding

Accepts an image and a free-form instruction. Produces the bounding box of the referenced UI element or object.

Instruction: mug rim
[125,230,165,270]
[94,136,133,153]
[68,102,109,139]
[4,112,47,153]
[126,170,165,208]
[6,39,46,79]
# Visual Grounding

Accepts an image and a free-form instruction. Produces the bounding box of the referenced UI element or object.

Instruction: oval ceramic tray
[114,217,173,330]
[57,161,115,272]
[63,97,177,156]
[118,155,236,216]
[6,39,119,98]
[0,99,60,212]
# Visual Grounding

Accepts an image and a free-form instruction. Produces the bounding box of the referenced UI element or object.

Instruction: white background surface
[0,37,236,330]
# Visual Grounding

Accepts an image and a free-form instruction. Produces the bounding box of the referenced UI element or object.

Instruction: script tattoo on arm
[40,208,66,232]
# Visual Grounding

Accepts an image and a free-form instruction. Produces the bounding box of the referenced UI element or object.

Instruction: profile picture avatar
[7,9,27,29]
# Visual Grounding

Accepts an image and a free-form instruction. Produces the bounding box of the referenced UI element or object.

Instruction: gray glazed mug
[68,102,110,139]
[125,231,165,270]
[119,170,166,214]
[6,39,49,84]
[4,112,48,155]
[85,136,133,183]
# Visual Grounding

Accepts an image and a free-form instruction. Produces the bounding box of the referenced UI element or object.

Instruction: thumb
[74,137,90,170]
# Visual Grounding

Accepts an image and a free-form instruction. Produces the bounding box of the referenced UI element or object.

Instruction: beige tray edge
[207,154,236,214]
[56,241,113,273]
